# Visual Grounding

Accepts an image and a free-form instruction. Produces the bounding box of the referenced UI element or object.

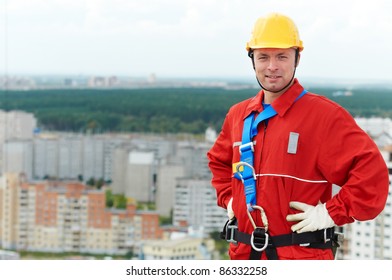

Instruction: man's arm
[207,114,234,209]
[318,107,389,226]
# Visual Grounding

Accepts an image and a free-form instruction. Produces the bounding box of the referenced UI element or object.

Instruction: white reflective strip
[255,173,328,183]
[233,140,256,147]
[233,141,242,147]
[287,132,299,154]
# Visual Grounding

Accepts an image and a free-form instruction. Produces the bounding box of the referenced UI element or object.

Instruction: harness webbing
[236,90,307,212]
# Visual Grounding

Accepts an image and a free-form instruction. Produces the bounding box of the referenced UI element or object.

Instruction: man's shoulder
[304,92,342,109]
[227,96,257,116]
[301,92,354,121]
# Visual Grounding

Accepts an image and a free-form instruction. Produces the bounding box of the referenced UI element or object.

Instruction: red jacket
[207,79,389,260]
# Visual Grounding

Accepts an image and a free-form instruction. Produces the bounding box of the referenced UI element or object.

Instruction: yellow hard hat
[246,13,303,52]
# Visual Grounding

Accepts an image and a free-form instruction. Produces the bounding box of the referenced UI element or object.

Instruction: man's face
[253,48,299,93]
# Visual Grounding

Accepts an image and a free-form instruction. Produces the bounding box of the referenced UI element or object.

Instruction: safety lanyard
[236,90,307,212]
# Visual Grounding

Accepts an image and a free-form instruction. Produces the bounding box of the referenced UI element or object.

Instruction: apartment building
[173,178,227,235]
[154,140,211,217]
[0,173,163,255]
[355,117,392,147]
[3,134,126,182]
[0,110,37,173]
[112,149,156,202]
[2,140,33,179]
[141,237,215,260]
[2,114,392,259]
[2,132,217,227]
[156,164,185,217]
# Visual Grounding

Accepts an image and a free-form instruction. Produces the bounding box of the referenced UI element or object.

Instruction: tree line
[0,85,391,134]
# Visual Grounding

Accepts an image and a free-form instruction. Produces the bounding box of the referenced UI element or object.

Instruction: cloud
[1,0,391,80]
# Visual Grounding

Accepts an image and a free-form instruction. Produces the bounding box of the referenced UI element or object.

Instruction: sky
[1,0,391,82]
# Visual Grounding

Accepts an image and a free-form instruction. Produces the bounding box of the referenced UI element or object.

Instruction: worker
[207,12,389,260]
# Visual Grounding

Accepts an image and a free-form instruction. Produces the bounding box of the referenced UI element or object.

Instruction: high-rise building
[82,136,105,181]
[111,146,156,202]
[0,110,37,173]
[0,173,163,255]
[2,140,33,179]
[33,136,59,179]
[3,133,129,182]
[58,136,83,179]
[173,178,227,235]
[156,164,185,217]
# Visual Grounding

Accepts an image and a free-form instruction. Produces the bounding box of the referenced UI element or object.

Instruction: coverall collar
[243,78,305,120]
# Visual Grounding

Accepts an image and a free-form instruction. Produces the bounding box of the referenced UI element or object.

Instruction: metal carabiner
[247,205,269,231]
[235,161,257,182]
[247,205,269,252]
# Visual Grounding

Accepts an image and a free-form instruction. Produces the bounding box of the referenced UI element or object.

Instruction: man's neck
[263,90,285,104]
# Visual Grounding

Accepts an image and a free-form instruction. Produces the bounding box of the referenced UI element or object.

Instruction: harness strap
[221,219,338,260]
[231,89,311,259]
[236,89,308,211]
[248,227,278,260]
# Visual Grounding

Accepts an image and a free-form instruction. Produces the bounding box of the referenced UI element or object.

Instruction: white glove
[286,201,336,233]
[227,197,235,220]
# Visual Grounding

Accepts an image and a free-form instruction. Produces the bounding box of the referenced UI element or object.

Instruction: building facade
[173,178,227,235]
[0,173,163,255]
[140,237,215,260]
[0,110,37,174]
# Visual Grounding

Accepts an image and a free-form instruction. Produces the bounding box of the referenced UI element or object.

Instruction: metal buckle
[235,161,257,182]
[323,228,331,243]
[250,228,269,252]
[239,142,254,155]
[247,205,270,252]
[225,219,238,245]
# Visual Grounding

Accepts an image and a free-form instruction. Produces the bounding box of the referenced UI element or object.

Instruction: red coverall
[207,79,389,260]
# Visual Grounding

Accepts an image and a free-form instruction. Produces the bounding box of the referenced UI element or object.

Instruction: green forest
[1,85,391,134]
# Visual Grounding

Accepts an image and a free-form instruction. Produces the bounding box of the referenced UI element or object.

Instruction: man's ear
[295,51,301,67]
[248,50,255,70]
[295,49,301,67]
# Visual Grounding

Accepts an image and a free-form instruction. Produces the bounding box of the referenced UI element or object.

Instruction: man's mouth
[266,75,280,79]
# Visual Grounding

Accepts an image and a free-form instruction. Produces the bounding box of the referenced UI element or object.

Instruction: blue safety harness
[234,90,307,212]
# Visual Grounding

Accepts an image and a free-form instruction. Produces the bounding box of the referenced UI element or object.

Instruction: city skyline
[1,109,392,260]
[0,0,391,83]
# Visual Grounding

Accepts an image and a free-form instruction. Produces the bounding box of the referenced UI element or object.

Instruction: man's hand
[286,201,336,233]
[227,197,235,219]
